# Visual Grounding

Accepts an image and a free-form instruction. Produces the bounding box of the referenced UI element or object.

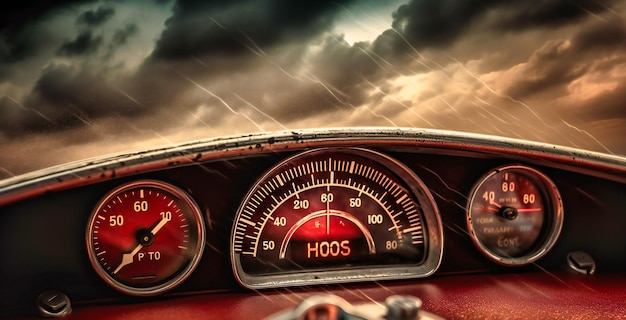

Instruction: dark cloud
[391,0,500,49]
[129,0,362,123]
[149,0,354,60]
[266,36,405,122]
[139,0,621,126]
[0,1,96,30]
[503,40,589,100]
[0,25,43,66]
[504,17,626,100]
[492,0,615,31]
[139,35,398,125]
[569,16,626,52]
[0,64,144,136]
[576,82,626,122]
[389,0,616,52]
[112,24,139,46]
[0,1,99,67]
[57,31,103,56]
[76,6,116,27]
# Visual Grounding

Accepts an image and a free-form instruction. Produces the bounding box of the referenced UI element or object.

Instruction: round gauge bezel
[466,165,564,266]
[230,147,444,289]
[86,180,206,296]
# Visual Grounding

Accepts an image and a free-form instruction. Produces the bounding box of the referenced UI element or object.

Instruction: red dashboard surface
[53,272,626,319]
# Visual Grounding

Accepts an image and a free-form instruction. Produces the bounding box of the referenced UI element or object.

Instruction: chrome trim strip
[1,127,625,206]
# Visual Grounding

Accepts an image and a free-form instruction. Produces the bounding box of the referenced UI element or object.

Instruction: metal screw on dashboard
[37,291,72,318]
[567,251,596,275]
[385,295,422,320]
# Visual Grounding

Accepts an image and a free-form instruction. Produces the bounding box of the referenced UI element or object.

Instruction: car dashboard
[1,128,625,319]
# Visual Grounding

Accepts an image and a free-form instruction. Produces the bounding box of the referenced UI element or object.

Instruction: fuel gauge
[466,165,563,265]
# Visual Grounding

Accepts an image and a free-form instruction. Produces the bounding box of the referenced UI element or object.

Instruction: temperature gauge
[466,165,563,265]
[86,180,205,296]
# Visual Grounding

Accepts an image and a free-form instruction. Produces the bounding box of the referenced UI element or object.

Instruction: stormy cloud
[76,6,115,27]
[149,0,354,60]
[386,0,614,52]
[0,1,96,29]
[502,16,626,101]
[0,63,143,136]
[57,31,103,56]
[112,24,139,46]
[0,0,625,179]
[491,0,615,31]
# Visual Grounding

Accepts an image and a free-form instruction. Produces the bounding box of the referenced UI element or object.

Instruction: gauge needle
[326,200,330,235]
[151,216,170,235]
[113,216,170,274]
[113,244,142,274]
[489,200,502,208]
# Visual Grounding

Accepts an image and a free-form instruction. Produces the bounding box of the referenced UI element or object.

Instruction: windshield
[1,0,625,180]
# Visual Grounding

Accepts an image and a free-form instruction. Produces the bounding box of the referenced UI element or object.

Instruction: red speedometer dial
[231,148,443,289]
[86,180,205,296]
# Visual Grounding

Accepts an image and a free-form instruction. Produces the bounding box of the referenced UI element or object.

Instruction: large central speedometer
[231,148,443,289]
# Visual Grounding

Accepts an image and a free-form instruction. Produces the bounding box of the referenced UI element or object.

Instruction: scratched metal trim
[1,127,625,206]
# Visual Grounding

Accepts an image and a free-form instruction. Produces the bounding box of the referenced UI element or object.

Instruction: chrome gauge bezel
[86,180,206,296]
[230,147,443,289]
[466,165,564,266]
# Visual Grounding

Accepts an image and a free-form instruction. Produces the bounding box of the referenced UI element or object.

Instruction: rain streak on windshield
[1,0,625,180]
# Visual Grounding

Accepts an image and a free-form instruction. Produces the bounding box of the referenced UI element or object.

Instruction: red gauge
[466,165,563,265]
[231,148,443,289]
[86,180,205,296]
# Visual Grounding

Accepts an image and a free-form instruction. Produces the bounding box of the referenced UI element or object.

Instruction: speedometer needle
[112,216,170,274]
[489,200,502,208]
[326,199,330,235]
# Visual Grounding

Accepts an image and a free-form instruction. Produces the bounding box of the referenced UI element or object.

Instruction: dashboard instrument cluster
[82,147,566,295]
[1,128,625,317]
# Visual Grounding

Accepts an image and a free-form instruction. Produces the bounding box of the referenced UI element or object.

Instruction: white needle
[113,244,142,274]
[151,216,169,235]
[112,216,170,275]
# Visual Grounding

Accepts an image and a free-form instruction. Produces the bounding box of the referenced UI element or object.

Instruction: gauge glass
[466,165,563,265]
[231,148,443,289]
[86,180,205,296]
